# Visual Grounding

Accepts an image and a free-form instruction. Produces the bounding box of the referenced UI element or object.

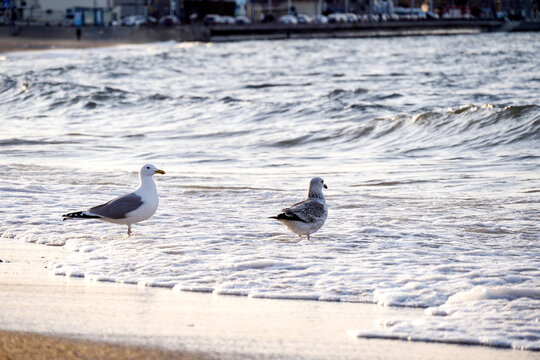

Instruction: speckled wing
[88,193,143,219]
[282,199,326,223]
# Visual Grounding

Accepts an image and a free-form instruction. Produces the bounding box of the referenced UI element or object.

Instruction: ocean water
[1,33,539,351]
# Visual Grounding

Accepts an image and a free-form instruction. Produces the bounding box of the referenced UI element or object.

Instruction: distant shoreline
[0,20,538,52]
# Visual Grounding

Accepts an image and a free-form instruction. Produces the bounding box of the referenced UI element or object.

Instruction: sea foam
[354,285,540,350]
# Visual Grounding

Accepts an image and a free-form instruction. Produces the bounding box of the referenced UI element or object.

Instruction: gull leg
[127,225,132,236]
[307,234,310,241]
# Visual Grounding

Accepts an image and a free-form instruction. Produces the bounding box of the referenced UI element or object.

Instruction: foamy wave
[355,286,540,351]
[232,259,288,270]
[446,286,540,304]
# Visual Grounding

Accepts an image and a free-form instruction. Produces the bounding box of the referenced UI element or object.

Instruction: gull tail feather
[269,213,307,223]
[62,211,102,221]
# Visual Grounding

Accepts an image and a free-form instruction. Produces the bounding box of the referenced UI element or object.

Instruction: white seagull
[62,164,165,236]
[270,177,328,240]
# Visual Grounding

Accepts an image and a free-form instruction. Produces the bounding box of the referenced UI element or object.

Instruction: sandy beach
[0,330,208,360]
[0,238,536,360]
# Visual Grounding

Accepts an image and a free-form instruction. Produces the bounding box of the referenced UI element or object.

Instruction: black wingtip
[62,211,101,220]
[273,212,307,223]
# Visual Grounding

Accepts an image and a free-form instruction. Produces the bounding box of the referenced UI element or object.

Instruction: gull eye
[146,166,150,169]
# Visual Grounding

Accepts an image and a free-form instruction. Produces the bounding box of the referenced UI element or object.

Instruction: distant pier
[207,20,514,41]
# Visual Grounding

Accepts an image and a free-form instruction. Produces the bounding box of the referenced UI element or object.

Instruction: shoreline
[0,238,536,359]
[1,20,539,52]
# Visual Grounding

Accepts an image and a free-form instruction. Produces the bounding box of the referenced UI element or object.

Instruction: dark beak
[323,184,328,189]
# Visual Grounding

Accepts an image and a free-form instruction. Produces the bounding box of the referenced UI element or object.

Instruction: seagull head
[140,164,166,177]
[308,177,327,198]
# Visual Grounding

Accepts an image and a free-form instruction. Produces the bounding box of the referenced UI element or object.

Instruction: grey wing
[284,200,326,223]
[88,193,143,219]
[281,198,309,213]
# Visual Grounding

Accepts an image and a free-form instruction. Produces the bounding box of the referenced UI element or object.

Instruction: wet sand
[0,330,209,360]
[0,239,536,360]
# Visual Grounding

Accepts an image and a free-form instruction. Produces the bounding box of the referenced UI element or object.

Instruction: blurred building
[3,0,118,25]
[243,0,536,17]
[114,0,147,17]
[2,0,537,24]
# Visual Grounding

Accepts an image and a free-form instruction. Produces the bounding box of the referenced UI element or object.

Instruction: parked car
[279,15,298,24]
[235,16,251,24]
[221,15,236,24]
[312,15,328,24]
[358,14,369,22]
[260,13,275,23]
[296,14,311,24]
[328,13,347,23]
[203,14,223,25]
[369,14,380,22]
[159,15,179,26]
[345,13,358,23]
[122,15,146,26]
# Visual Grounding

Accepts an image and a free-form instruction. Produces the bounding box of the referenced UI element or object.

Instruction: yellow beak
[155,169,165,175]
